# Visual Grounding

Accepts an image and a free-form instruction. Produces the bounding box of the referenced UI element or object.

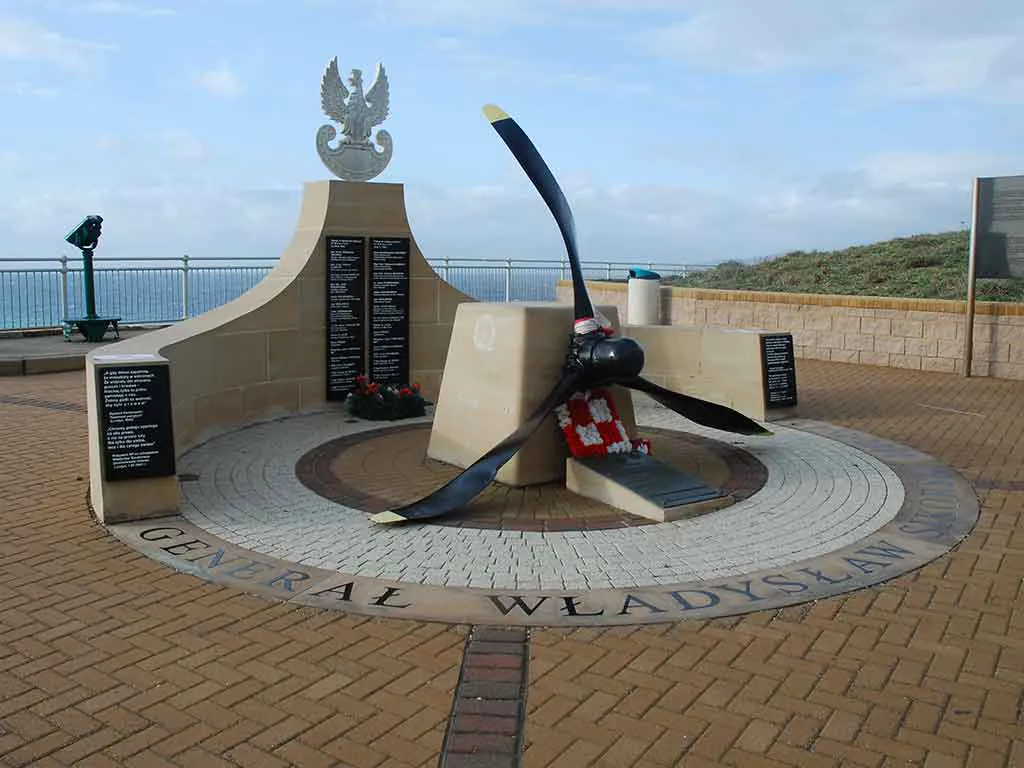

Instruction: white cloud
[4,80,58,98]
[0,17,113,73]
[162,130,206,161]
[0,149,1001,268]
[364,0,543,29]
[77,1,174,16]
[642,0,1024,103]
[92,134,120,151]
[0,182,300,260]
[406,148,1024,265]
[193,63,243,98]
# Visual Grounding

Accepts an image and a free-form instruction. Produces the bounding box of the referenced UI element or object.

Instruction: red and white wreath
[555,388,652,458]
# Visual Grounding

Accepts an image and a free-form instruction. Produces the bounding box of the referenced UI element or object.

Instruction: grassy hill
[665,231,1024,302]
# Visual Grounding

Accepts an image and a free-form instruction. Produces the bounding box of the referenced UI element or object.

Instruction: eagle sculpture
[320,57,390,145]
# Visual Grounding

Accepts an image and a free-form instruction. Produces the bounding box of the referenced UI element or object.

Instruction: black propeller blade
[368,104,770,526]
[617,375,771,436]
[369,369,585,524]
[483,104,595,324]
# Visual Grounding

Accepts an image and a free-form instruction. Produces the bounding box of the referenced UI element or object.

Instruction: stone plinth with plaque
[86,353,180,523]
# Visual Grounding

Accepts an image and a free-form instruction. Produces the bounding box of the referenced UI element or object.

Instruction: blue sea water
[0,267,273,330]
[0,263,575,330]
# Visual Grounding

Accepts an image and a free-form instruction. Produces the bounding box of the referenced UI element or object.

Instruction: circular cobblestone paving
[293,424,768,531]
[106,406,979,626]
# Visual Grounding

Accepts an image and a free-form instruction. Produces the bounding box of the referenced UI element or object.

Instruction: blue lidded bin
[628,267,661,280]
[627,267,661,325]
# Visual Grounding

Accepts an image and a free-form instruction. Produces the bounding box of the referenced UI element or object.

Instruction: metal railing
[431,258,704,303]
[0,255,707,331]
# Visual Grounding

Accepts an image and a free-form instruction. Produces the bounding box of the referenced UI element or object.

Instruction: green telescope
[65,215,103,250]
[65,214,104,319]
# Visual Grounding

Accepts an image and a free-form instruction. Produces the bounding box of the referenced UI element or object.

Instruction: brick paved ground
[524,360,1024,767]
[2,360,1023,766]
[0,373,464,768]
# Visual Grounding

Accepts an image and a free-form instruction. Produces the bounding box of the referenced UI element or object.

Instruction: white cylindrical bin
[627,267,661,325]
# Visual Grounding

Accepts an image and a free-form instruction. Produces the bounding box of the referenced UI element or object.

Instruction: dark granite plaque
[576,454,723,508]
[976,175,1024,279]
[97,364,176,482]
[325,236,366,401]
[369,237,410,386]
[760,333,797,408]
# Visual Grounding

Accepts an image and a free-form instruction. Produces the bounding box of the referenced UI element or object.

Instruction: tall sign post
[963,179,980,378]
[963,174,1024,377]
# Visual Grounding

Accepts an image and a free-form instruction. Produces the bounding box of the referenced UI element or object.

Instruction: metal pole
[963,178,981,378]
[182,253,190,319]
[504,257,512,301]
[59,254,69,321]
[80,247,97,319]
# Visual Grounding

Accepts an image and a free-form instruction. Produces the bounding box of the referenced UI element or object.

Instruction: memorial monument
[83,57,785,528]
[77,60,983,632]
[370,106,773,525]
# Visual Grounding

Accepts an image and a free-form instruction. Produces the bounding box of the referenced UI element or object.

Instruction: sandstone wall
[560,282,1024,379]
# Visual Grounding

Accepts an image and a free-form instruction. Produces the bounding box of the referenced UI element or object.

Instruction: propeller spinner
[370,105,770,525]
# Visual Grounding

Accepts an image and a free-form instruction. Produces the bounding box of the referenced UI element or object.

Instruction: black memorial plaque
[760,333,797,408]
[976,175,1024,279]
[97,365,176,482]
[325,236,366,401]
[369,237,411,386]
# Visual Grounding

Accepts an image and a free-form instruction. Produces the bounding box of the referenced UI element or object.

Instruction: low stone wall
[559,281,1024,380]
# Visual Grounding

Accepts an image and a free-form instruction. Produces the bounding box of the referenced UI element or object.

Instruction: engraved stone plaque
[368,237,410,386]
[976,174,1024,279]
[325,236,367,401]
[760,333,797,408]
[97,364,176,481]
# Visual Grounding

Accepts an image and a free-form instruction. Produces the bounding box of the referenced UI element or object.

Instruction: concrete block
[427,302,634,486]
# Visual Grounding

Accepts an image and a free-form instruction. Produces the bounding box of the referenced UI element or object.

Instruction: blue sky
[2,0,1023,266]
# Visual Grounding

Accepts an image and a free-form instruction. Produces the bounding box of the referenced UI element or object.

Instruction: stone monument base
[426,302,637,487]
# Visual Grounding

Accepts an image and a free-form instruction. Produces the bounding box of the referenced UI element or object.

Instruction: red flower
[412,382,421,392]
[355,374,367,384]
[399,387,412,396]
[368,382,380,394]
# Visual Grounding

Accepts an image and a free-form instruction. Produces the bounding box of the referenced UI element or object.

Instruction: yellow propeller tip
[370,510,406,525]
[482,104,510,123]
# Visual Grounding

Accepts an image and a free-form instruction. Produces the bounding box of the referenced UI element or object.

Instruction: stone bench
[624,324,797,422]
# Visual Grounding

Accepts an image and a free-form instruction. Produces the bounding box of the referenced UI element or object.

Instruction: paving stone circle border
[103,413,979,627]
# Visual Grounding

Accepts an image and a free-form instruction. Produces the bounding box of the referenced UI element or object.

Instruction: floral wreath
[555,388,651,458]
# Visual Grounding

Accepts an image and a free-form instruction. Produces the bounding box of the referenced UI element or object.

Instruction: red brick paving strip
[441,627,530,768]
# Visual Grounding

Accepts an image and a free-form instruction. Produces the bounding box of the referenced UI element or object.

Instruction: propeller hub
[574,333,645,381]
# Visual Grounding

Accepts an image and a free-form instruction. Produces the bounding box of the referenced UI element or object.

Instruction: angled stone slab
[565,453,731,522]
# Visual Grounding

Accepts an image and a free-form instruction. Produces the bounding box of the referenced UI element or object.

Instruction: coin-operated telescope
[65,215,103,252]
[64,215,104,321]
[62,215,118,341]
